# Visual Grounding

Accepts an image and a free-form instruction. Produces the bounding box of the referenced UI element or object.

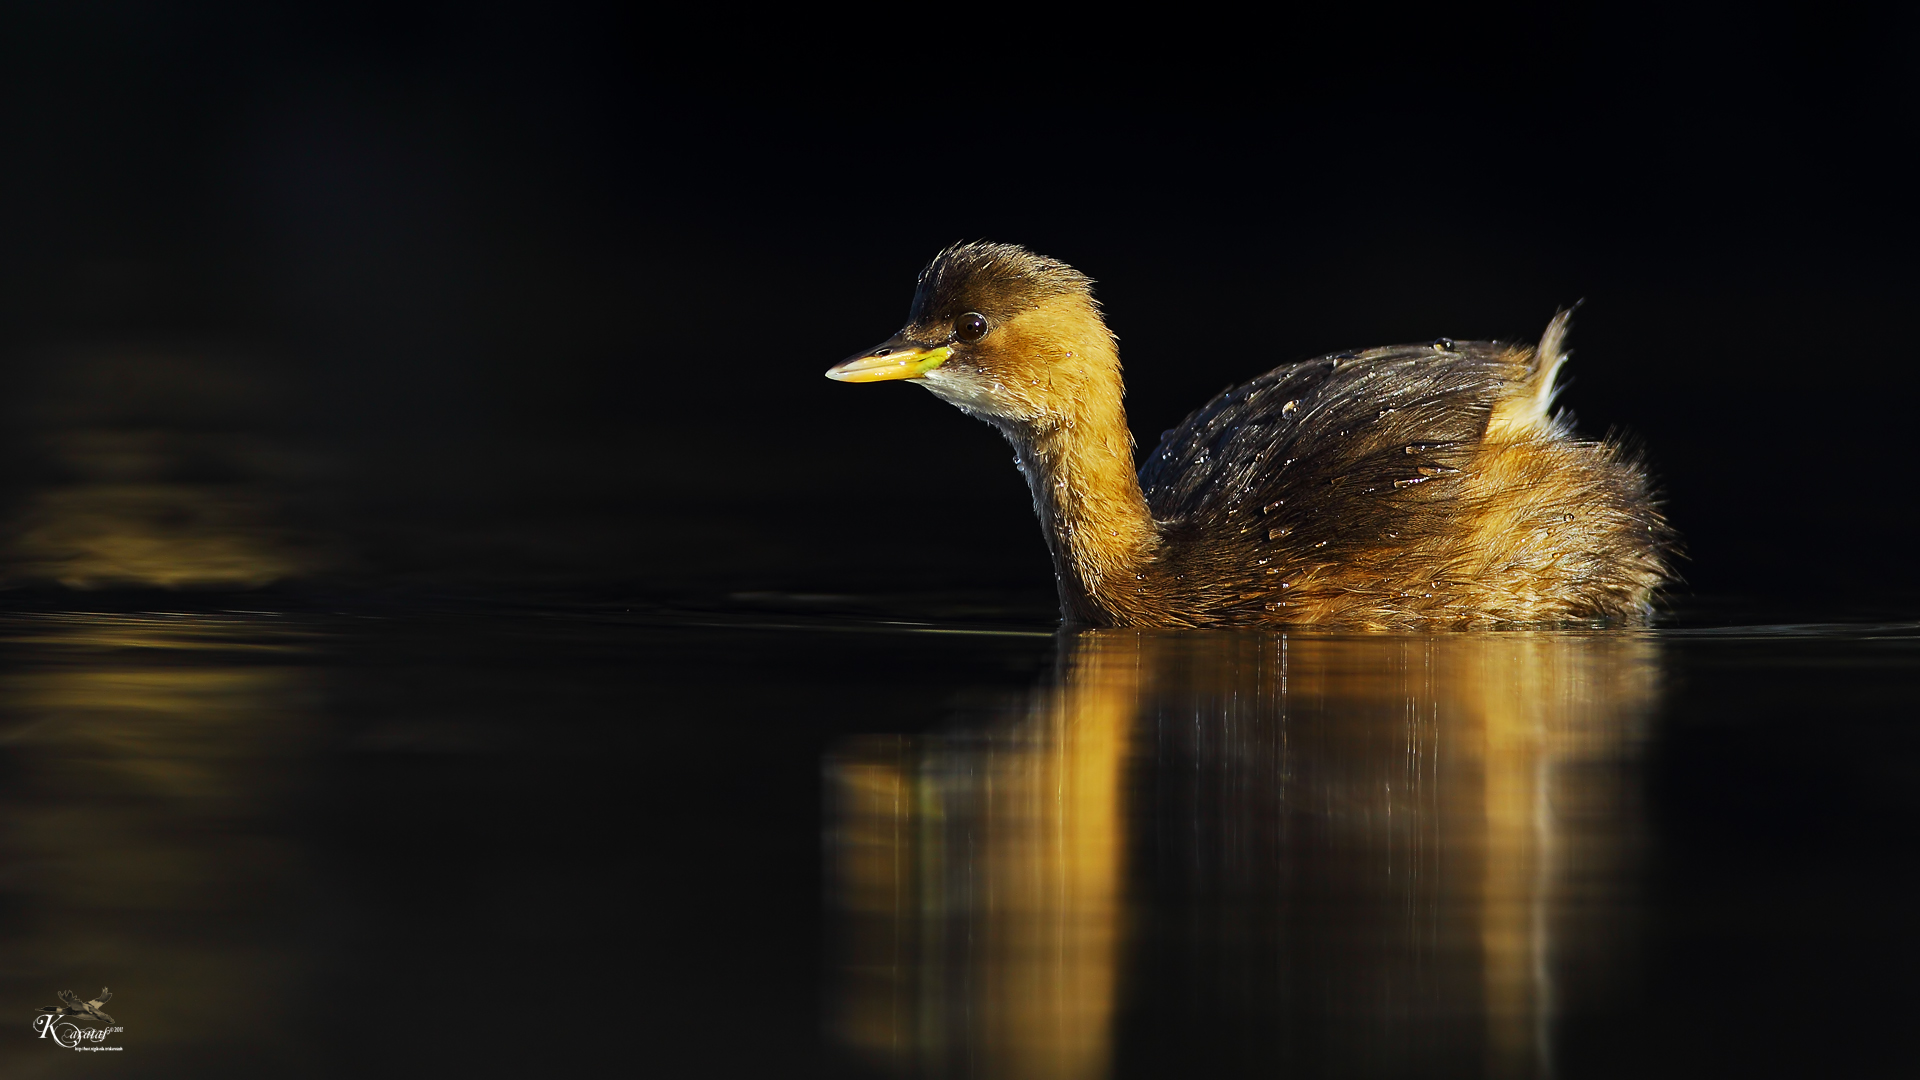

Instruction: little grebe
[827,243,1671,628]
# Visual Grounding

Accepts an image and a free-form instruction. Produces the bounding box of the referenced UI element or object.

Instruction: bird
[43,988,114,1025]
[826,242,1672,629]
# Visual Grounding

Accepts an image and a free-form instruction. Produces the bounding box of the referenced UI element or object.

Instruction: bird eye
[954,312,989,343]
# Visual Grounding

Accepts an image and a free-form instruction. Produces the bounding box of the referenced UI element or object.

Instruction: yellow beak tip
[826,345,954,384]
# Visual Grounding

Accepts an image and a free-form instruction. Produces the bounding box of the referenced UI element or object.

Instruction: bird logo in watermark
[31,988,124,1051]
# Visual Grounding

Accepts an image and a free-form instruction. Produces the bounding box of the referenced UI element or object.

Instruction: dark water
[0,595,1911,1077]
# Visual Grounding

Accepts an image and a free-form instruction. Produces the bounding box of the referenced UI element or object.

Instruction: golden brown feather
[828,243,1672,629]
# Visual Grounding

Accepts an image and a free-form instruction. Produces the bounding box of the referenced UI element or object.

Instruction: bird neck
[997,348,1161,624]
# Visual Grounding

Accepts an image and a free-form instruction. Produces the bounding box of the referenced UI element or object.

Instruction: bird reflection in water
[827,630,1659,1079]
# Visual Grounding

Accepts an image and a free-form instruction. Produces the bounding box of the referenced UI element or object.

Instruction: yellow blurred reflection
[8,480,307,588]
[2,350,321,589]
[831,640,1137,1080]
[0,612,316,1072]
[827,630,1659,1078]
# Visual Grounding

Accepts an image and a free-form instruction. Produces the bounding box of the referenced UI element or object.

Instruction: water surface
[0,597,1909,1076]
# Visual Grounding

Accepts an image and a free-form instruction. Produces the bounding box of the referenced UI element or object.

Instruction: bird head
[827,242,1118,426]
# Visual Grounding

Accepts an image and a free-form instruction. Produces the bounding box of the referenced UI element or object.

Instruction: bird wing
[1139,355,1339,518]
[1140,342,1514,551]
[91,989,112,1006]
[58,990,83,1009]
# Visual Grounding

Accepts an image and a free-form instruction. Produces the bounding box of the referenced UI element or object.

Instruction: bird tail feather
[1528,306,1578,423]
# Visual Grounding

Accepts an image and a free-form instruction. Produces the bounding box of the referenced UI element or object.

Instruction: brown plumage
[828,243,1672,629]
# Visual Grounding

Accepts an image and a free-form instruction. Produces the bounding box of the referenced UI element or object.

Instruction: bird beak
[825,339,954,383]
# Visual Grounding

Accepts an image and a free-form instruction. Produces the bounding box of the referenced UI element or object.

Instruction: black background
[2,3,1916,602]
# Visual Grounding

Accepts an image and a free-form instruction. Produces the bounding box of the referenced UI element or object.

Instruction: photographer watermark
[32,988,124,1052]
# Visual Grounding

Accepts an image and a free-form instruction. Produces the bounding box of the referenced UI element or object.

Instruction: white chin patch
[920,369,1029,421]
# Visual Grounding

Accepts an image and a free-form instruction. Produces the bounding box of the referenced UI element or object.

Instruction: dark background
[0,8,1915,1078]
[2,3,1916,605]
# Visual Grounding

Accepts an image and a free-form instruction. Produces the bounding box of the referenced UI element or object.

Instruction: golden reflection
[830,637,1139,1080]
[0,613,315,1072]
[828,630,1658,1078]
